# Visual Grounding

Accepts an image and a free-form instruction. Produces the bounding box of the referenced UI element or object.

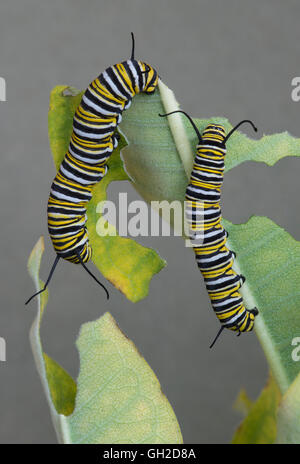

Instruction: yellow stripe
[116,63,135,95]
[197,149,225,158]
[55,172,92,191]
[194,166,222,175]
[92,78,124,104]
[191,180,220,190]
[48,198,86,208]
[76,105,115,123]
[72,132,110,146]
[201,262,234,278]
[66,152,104,172]
[216,307,244,320]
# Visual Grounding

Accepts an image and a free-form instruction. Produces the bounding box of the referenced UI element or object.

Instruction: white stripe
[195,157,224,164]
[69,153,109,165]
[192,170,222,179]
[88,85,124,111]
[73,115,115,130]
[60,165,101,185]
[124,99,132,109]
[187,185,220,196]
[102,70,128,100]
[223,310,246,325]
[50,189,91,204]
[61,236,89,253]
[110,65,133,98]
[200,143,226,153]
[63,162,101,179]
[69,146,111,164]
[82,95,117,117]
[48,212,81,219]
[207,275,237,286]
[127,60,139,91]
[186,207,219,216]
[69,143,110,156]
[73,127,113,139]
[213,297,241,307]
[202,228,224,238]
[197,252,229,263]
[50,224,86,237]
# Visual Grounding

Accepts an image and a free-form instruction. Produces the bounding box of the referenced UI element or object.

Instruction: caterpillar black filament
[26,34,158,305]
[160,111,259,348]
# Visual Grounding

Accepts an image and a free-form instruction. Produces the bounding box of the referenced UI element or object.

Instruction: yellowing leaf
[43,353,77,416]
[276,370,300,444]
[232,374,281,444]
[233,389,253,417]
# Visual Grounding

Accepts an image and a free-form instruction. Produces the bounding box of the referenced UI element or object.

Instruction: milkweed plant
[27,81,300,444]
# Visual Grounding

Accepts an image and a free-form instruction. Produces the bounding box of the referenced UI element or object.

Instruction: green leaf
[232,374,281,444]
[28,237,73,442]
[48,86,165,302]
[120,81,300,393]
[119,82,190,205]
[276,370,300,444]
[43,353,77,416]
[224,217,300,393]
[68,312,182,444]
[28,237,183,444]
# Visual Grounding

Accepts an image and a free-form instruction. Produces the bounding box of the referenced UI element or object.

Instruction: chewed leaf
[183,119,300,174]
[120,82,300,393]
[232,374,281,444]
[28,238,182,444]
[48,86,165,302]
[120,83,300,203]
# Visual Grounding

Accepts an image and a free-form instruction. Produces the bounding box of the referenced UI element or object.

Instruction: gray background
[0,0,299,444]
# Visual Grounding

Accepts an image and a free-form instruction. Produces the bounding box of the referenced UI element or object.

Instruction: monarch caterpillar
[26,34,159,305]
[160,111,259,348]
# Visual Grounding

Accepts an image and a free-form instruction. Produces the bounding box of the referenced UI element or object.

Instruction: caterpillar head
[236,307,259,333]
[158,111,257,157]
[129,34,158,94]
[246,307,259,329]
[210,306,258,348]
[139,61,159,94]
[202,124,226,146]
[204,120,258,147]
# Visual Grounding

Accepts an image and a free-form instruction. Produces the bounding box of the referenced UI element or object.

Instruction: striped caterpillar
[26,34,158,305]
[160,111,259,347]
